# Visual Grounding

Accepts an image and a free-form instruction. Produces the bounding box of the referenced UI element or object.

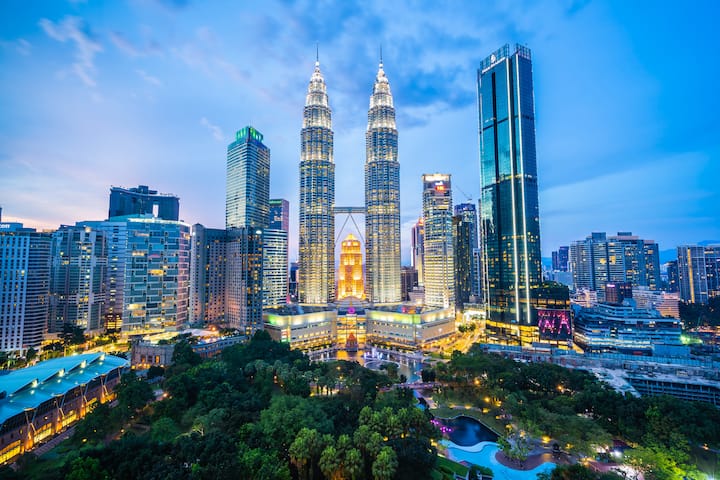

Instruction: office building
[422,174,454,308]
[454,203,479,297]
[0,223,51,354]
[288,262,299,301]
[453,213,473,309]
[552,246,569,272]
[365,59,401,304]
[677,245,720,304]
[411,218,424,286]
[189,224,227,325]
[299,59,335,304]
[263,228,288,306]
[400,266,418,302]
[478,44,542,343]
[569,232,661,294]
[109,185,179,221]
[49,225,107,335]
[337,233,364,300]
[226,126,270,230]
[665,260,679,293]
[269,198,290,231]
[632,287,680,319]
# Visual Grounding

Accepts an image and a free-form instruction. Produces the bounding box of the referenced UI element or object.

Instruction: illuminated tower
[478,44,542,344]
[365,58,401,304]
[422,174,454,308]
[338,234,365,300]
[411,218,425,286]
[299,58,335,304]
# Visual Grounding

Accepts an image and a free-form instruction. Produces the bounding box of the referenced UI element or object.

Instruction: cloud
[136,69,162,86]
[39,16,102,87]
[0,38,31,55]
[200,117,224,141]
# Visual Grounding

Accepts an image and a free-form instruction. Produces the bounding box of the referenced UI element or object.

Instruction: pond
[435,415,498,446]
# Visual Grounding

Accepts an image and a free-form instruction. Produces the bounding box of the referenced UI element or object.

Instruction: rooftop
[0,353,128,425]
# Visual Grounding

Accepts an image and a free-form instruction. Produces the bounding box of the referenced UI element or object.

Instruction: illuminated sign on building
[537,309,572,340]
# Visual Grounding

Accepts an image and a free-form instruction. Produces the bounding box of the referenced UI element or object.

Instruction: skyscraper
[49,225,107,335]
[0,222,51,354]
[227,228,263,333]
[109,185,179,221]
[454,203,479,298]
[453,214,473,309]
[226,126,270,230]
[478,44,542,343]
[677,245,720,304]
[337,233,364,300]
[189,224,227,325]
[265,198,290,305]
[365,59,401,305]
[299,59,335,304]
[552,246,569,272]
[269,199,290,231]
[422,174,454,308]
[411,218,424,287]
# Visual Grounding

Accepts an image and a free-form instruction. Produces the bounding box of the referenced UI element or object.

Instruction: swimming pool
[443,440,556,480]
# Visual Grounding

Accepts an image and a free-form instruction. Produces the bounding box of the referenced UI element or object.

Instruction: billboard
[537,308,572,340]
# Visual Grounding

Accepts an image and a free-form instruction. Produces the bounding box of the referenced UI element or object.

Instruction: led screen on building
[537,309,572,340]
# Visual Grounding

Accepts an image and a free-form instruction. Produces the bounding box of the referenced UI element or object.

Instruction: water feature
[435,415,498,446]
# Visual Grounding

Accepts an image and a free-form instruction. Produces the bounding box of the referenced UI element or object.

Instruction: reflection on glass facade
[49,225,107,334]
[422,174,454,309]
[299,60,335,304]
[478,44,542,342]
[365,60,401,304]
[263,228,288,307]
[226,126,270,230]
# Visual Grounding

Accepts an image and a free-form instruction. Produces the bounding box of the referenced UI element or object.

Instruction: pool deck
[495,450,570,471]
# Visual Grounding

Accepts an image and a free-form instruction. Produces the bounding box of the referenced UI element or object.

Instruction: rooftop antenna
[379,45,383,66]
[315,42,319,65]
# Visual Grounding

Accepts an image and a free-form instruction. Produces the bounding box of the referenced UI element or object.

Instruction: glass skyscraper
[478,44,542,343]
[189,224,227,325]
[422,174,454,308]
[299,59,335,304]
[365,60,401,304]
[109,185,179,221]
[226,126,270,230]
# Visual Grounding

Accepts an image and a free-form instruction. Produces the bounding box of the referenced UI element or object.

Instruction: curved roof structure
[0,353,128,425]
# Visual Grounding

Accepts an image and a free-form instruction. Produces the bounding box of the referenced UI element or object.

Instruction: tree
[115,371,154,421]
[372,447,398,480]
[25,347,37,362]
[66,457,109,480]
[319,445,342,480]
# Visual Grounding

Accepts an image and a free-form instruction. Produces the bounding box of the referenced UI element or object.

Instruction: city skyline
[2,1,720,264]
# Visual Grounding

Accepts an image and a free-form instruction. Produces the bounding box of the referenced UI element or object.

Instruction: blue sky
[1,0,718,264]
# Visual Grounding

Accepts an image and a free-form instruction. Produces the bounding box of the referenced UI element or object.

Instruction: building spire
[379,45,383,67]
[315,42,319,67]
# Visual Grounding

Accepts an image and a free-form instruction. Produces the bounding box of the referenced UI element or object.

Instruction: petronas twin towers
[299,58,401,305]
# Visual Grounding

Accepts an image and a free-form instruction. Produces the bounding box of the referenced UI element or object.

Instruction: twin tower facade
[299,59,401,305]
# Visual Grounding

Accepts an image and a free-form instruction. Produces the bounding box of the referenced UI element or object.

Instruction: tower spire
[315,43,319,66]
[379,45,383,67]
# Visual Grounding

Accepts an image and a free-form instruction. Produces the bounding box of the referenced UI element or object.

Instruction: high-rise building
[569,232,661,294]
[454,203,479,301]
[677,245,720,304]
[365,59,401,305]
[665,260,679,293]
[266,198,290,306]
[337,233,364,300]
[109,185,179,221]
[478,44,542,343]
[453,214,473,309]
[226,126,270,230]
[226,228,263,334]
[400,266,418,301]
[189,224,227,325]
[0,223,51,354]
[49,225,107,335]
[269,199,290,231]
[411,218,424,287]
[263,229,288,306]
[552,246,569,272]
[81,216,191,333]
[288,262,299,301]
[422,174,454,308]
[299,59,335,304]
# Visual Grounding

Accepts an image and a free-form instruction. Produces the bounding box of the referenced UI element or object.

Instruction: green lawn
[434,455,469,479]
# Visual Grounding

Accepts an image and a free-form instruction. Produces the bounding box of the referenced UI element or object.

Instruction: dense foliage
[680,297,720,328]
[9,331,440,480]
[431,345,720,479]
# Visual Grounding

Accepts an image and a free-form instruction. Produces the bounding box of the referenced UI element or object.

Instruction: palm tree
[371,447,397,480]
